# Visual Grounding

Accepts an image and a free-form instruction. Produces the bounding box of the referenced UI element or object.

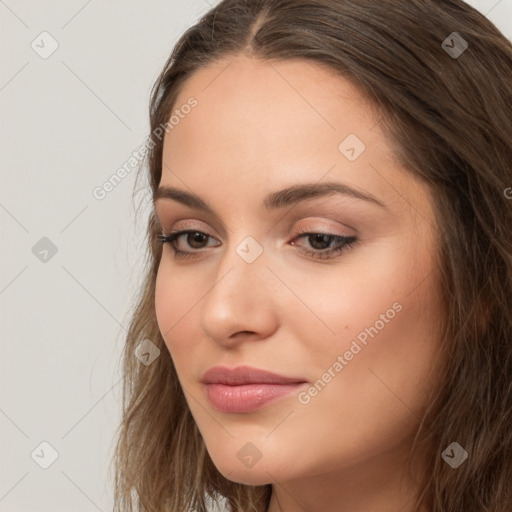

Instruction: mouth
[201,365,308,413]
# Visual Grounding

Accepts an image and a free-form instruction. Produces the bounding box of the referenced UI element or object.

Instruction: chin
[208,452,276,486]
[218,466,273,486]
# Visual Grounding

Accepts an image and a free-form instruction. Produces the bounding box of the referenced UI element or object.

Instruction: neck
[266,440,430,512]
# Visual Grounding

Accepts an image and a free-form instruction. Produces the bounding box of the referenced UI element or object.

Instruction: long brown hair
[110,1,512,510]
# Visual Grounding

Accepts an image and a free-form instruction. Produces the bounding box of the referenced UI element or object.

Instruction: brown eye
[290,231,358,260]
[157,230,220,259]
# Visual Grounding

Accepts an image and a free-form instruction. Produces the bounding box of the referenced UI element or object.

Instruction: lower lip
[205,382,307,413]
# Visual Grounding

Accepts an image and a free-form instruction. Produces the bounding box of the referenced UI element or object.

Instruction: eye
[157,228,358,261]
[157,230,219,259]
[290,230,358,260]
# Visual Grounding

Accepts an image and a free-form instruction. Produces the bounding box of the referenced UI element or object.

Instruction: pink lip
[201,365,308,413]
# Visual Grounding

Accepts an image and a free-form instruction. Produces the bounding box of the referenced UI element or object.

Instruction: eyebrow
[153,181,387,212]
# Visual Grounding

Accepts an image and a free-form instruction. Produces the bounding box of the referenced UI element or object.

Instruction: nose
[199,237,279,348]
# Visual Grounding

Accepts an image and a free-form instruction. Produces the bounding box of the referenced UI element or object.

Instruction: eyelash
[156,228,357,261]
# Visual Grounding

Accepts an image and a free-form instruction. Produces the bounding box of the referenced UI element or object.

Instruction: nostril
[232,331,254,337]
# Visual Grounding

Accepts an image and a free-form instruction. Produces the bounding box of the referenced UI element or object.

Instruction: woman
[111,1,512,511]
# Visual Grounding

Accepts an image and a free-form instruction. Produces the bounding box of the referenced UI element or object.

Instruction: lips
[201,365,306,385]
[201,365,308,413]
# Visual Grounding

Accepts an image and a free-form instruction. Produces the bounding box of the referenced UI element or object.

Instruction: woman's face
[154,55,443,489]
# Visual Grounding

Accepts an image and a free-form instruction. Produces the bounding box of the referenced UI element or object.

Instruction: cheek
[154,262,172,339]
[284,236,432,346]
[154,260,193,353]
[154,257,214,375]
[264,248,440,475]
[288,234,441,409]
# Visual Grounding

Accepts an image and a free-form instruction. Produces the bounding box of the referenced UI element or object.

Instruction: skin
[154,54,443,512]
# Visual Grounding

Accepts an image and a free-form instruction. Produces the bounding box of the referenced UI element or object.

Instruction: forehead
[167,55,379,154]
[160,54,431,219]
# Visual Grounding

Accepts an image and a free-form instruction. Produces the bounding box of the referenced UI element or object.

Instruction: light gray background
[1,1,510,510]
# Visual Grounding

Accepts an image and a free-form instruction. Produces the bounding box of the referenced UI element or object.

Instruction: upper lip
[201,365,307,385]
